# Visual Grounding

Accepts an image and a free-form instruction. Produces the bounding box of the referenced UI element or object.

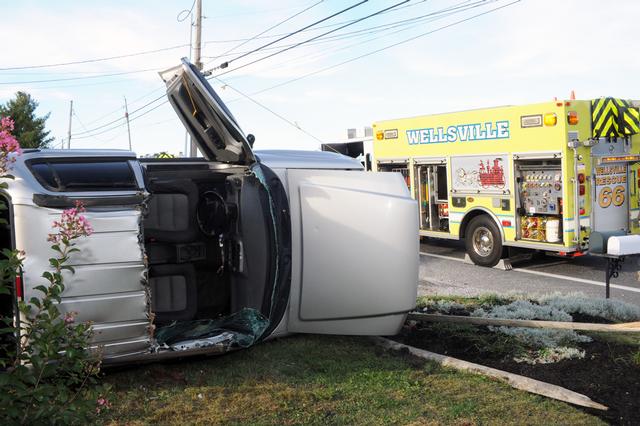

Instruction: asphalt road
[418,238,640,307]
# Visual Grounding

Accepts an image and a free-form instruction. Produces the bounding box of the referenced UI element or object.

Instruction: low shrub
[536,292,640,323]
[514,346,586,365]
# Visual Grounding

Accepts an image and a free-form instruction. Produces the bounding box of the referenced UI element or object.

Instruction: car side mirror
[247,134,255,148]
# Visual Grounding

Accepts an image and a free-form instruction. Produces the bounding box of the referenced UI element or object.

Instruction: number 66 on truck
[372,97,640,266]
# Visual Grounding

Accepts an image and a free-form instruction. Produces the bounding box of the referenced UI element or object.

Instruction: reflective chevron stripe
[592,97,618,137]
[591,97,640,137]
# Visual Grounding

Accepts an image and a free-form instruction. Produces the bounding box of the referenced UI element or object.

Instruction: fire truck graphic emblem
[454,157,506,190]
[478,158,505,188]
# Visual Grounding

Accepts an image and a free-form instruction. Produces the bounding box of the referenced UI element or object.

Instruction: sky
[1,0,640,156]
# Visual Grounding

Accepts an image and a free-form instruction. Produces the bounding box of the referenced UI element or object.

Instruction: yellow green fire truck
[372,98,640,267]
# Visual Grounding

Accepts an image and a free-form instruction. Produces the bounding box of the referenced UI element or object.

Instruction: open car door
[286,169,418,335]
[160,58,255,164]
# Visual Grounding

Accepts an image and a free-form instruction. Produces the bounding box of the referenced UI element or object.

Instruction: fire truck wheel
[465,215,503,267]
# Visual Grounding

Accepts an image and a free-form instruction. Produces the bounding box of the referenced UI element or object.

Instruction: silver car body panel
[8,151,151,358]
[255,150,364,171]
[266,168,418,336]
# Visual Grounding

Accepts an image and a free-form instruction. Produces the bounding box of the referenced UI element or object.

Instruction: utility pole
[194,0,203,70]
[124,96,132,151]
[66,100,73,149]
[190,0,203,157]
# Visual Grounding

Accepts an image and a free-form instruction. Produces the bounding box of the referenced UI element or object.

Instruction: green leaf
[60,265,75,274]
[33,285,48,295]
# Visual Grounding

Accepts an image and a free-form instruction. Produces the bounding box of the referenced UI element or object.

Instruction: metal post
[417,166,424,229]
[605,258,611,299]
[67,100,73,149]
[426,167,434,231]
[124,96,132,151]
[189,0,203,157]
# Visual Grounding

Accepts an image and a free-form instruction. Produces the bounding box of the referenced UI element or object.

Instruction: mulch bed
[396,323,640,425]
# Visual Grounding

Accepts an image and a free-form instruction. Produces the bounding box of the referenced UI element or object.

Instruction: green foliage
[632,350,640,366]
[0,205,108,424]
[0,92,53,149]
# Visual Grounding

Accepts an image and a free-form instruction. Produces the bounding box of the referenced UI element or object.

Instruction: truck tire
[464,215,503,267]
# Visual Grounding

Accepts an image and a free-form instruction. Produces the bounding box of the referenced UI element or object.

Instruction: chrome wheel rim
[472,226,494,257]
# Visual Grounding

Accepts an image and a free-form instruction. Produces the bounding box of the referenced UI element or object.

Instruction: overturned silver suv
[2,60,418,365]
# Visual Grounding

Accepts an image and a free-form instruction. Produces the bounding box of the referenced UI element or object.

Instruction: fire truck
[372,98,640,267]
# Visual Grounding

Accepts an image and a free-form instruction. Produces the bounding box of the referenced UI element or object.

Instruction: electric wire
[207,0,411,77]
[223,0,520,101]
[177,0,197,22]
[205,2,329,19]
[211,0,326,61]
[71,93,166,136]
[0,45,190,71]
[229,0,484,80]
[71,109,113,144]
[0,68,159,85]
[202,1,480,62]
[72,99,169,140]
[213,77,330,147]
[83,86,166,126]
[205,0,370,69]
[202,0,430,45]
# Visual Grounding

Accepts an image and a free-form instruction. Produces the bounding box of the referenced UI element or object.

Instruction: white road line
[419,251,640,294]
[419,252,465,262]
[513,267,640,294]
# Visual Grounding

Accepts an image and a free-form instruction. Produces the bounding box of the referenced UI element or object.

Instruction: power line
[72,99,169,140]
[211,0,326,61]
[201,0,430,46]
[177,0,197,22]
[223,0,521,101]
[206,0,411,77]
[0,68,158,85]
[0,45,190,71]
[83,86,166,126]
[214,77,329,147]
[205,2,325,19]
[205,0,370,70]
[201,2,476,62]
[71,93,166,136]
[221,0,486,79]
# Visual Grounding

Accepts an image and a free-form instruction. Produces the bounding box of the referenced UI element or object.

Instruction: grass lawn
[101,334,603,425]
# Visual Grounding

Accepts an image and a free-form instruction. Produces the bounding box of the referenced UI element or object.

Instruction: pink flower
[0,116,22,175]
[63,311,76,325]
[95,396,111,414]
[47,201,93,244]
[0,117,14,131]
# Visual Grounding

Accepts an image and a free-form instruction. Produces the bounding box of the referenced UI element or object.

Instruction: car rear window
[28,159,139,192]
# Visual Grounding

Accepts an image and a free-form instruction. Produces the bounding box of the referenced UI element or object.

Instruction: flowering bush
[0,117,22,176]
[0,118,108,424]
[47,202,94,245]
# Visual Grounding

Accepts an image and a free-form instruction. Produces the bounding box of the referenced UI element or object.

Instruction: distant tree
[0,91,54,149]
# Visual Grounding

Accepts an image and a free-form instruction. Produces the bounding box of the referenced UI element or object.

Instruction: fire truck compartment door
[592,162,629,232]
[286,169,418,335]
